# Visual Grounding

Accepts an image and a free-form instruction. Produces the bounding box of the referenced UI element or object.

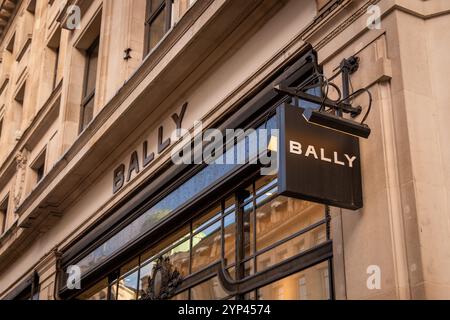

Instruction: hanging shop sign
[277,103,363,210]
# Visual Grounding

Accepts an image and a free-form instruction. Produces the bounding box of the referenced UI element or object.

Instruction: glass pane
[117,269,139,300]
[226,266,235,280]
[109,281,118,300]
[120,257,139,276]
[150,0,164,11]
[149,9,166,51]
[223,212,236,266]
[138,261,154,299]
[171,290,189,300]
[242,201,254,258]
[244,260,254,278]
[257,261,330,300]
[255,175,277,197]
[256,223,327,272]
[85,41,98,96]
[163,239,190,277]
[256,197,324,252]
[76,278,108,300]
[193,204,221,233]
[192,220,221,273]
[81,97,94,130]
[190,277,227,300]
[141,225,190,263]
[244,290,256,300]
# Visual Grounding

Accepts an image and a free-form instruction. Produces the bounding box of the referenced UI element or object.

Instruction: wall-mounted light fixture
[275,55,372,139]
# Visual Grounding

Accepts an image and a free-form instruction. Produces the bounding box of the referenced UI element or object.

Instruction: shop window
[191,205,222,273]
[0,195,9,235]
[320,267,330,299]
[171,290,189,300]
[76,175,331,301]
[138,261,154,299]
[31,148,47,184]
[14,81,26,133]
[223,201,236,267]
[190,276,228,300]
[298,276,308,300]
[117,268,139,300]
[80,37,99,133]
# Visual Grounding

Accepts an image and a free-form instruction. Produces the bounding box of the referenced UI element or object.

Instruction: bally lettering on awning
[277,103,363,210]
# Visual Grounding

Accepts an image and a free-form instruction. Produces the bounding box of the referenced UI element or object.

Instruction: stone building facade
[0,0,449,300]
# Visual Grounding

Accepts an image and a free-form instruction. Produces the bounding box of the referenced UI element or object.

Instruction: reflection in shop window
[223,208,236,266]
[190,277,228,300]
[257,261,330,300]
[321,267,330,299]
[171,290,189,300]
[299,276,308,300]
[256,223,327,272]
[296,239,306,253]
[163,239,190,276]
[138,262,154,299]
[314,228,327,246]
[117,269,139,300]
[192,219,221,273]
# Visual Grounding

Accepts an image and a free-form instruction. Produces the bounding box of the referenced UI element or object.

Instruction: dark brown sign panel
[277,103,363,210]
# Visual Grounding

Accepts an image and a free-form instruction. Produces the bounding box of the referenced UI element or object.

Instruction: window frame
[0,194,9,235]
[79,37,100,133]
[144,0,173,56]
[73,171,333,301]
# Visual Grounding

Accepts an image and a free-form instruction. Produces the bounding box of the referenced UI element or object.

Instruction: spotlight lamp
[274,55,373,139]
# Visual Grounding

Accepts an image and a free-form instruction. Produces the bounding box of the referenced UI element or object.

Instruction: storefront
[57,48,341,300]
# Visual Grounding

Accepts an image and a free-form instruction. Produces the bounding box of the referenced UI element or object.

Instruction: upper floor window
[13,80,26,133]
[80,37,99,133]
[144,0,197,55]
[145,0,171,55]
[0,195,9,235]
[31,148,47,184]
